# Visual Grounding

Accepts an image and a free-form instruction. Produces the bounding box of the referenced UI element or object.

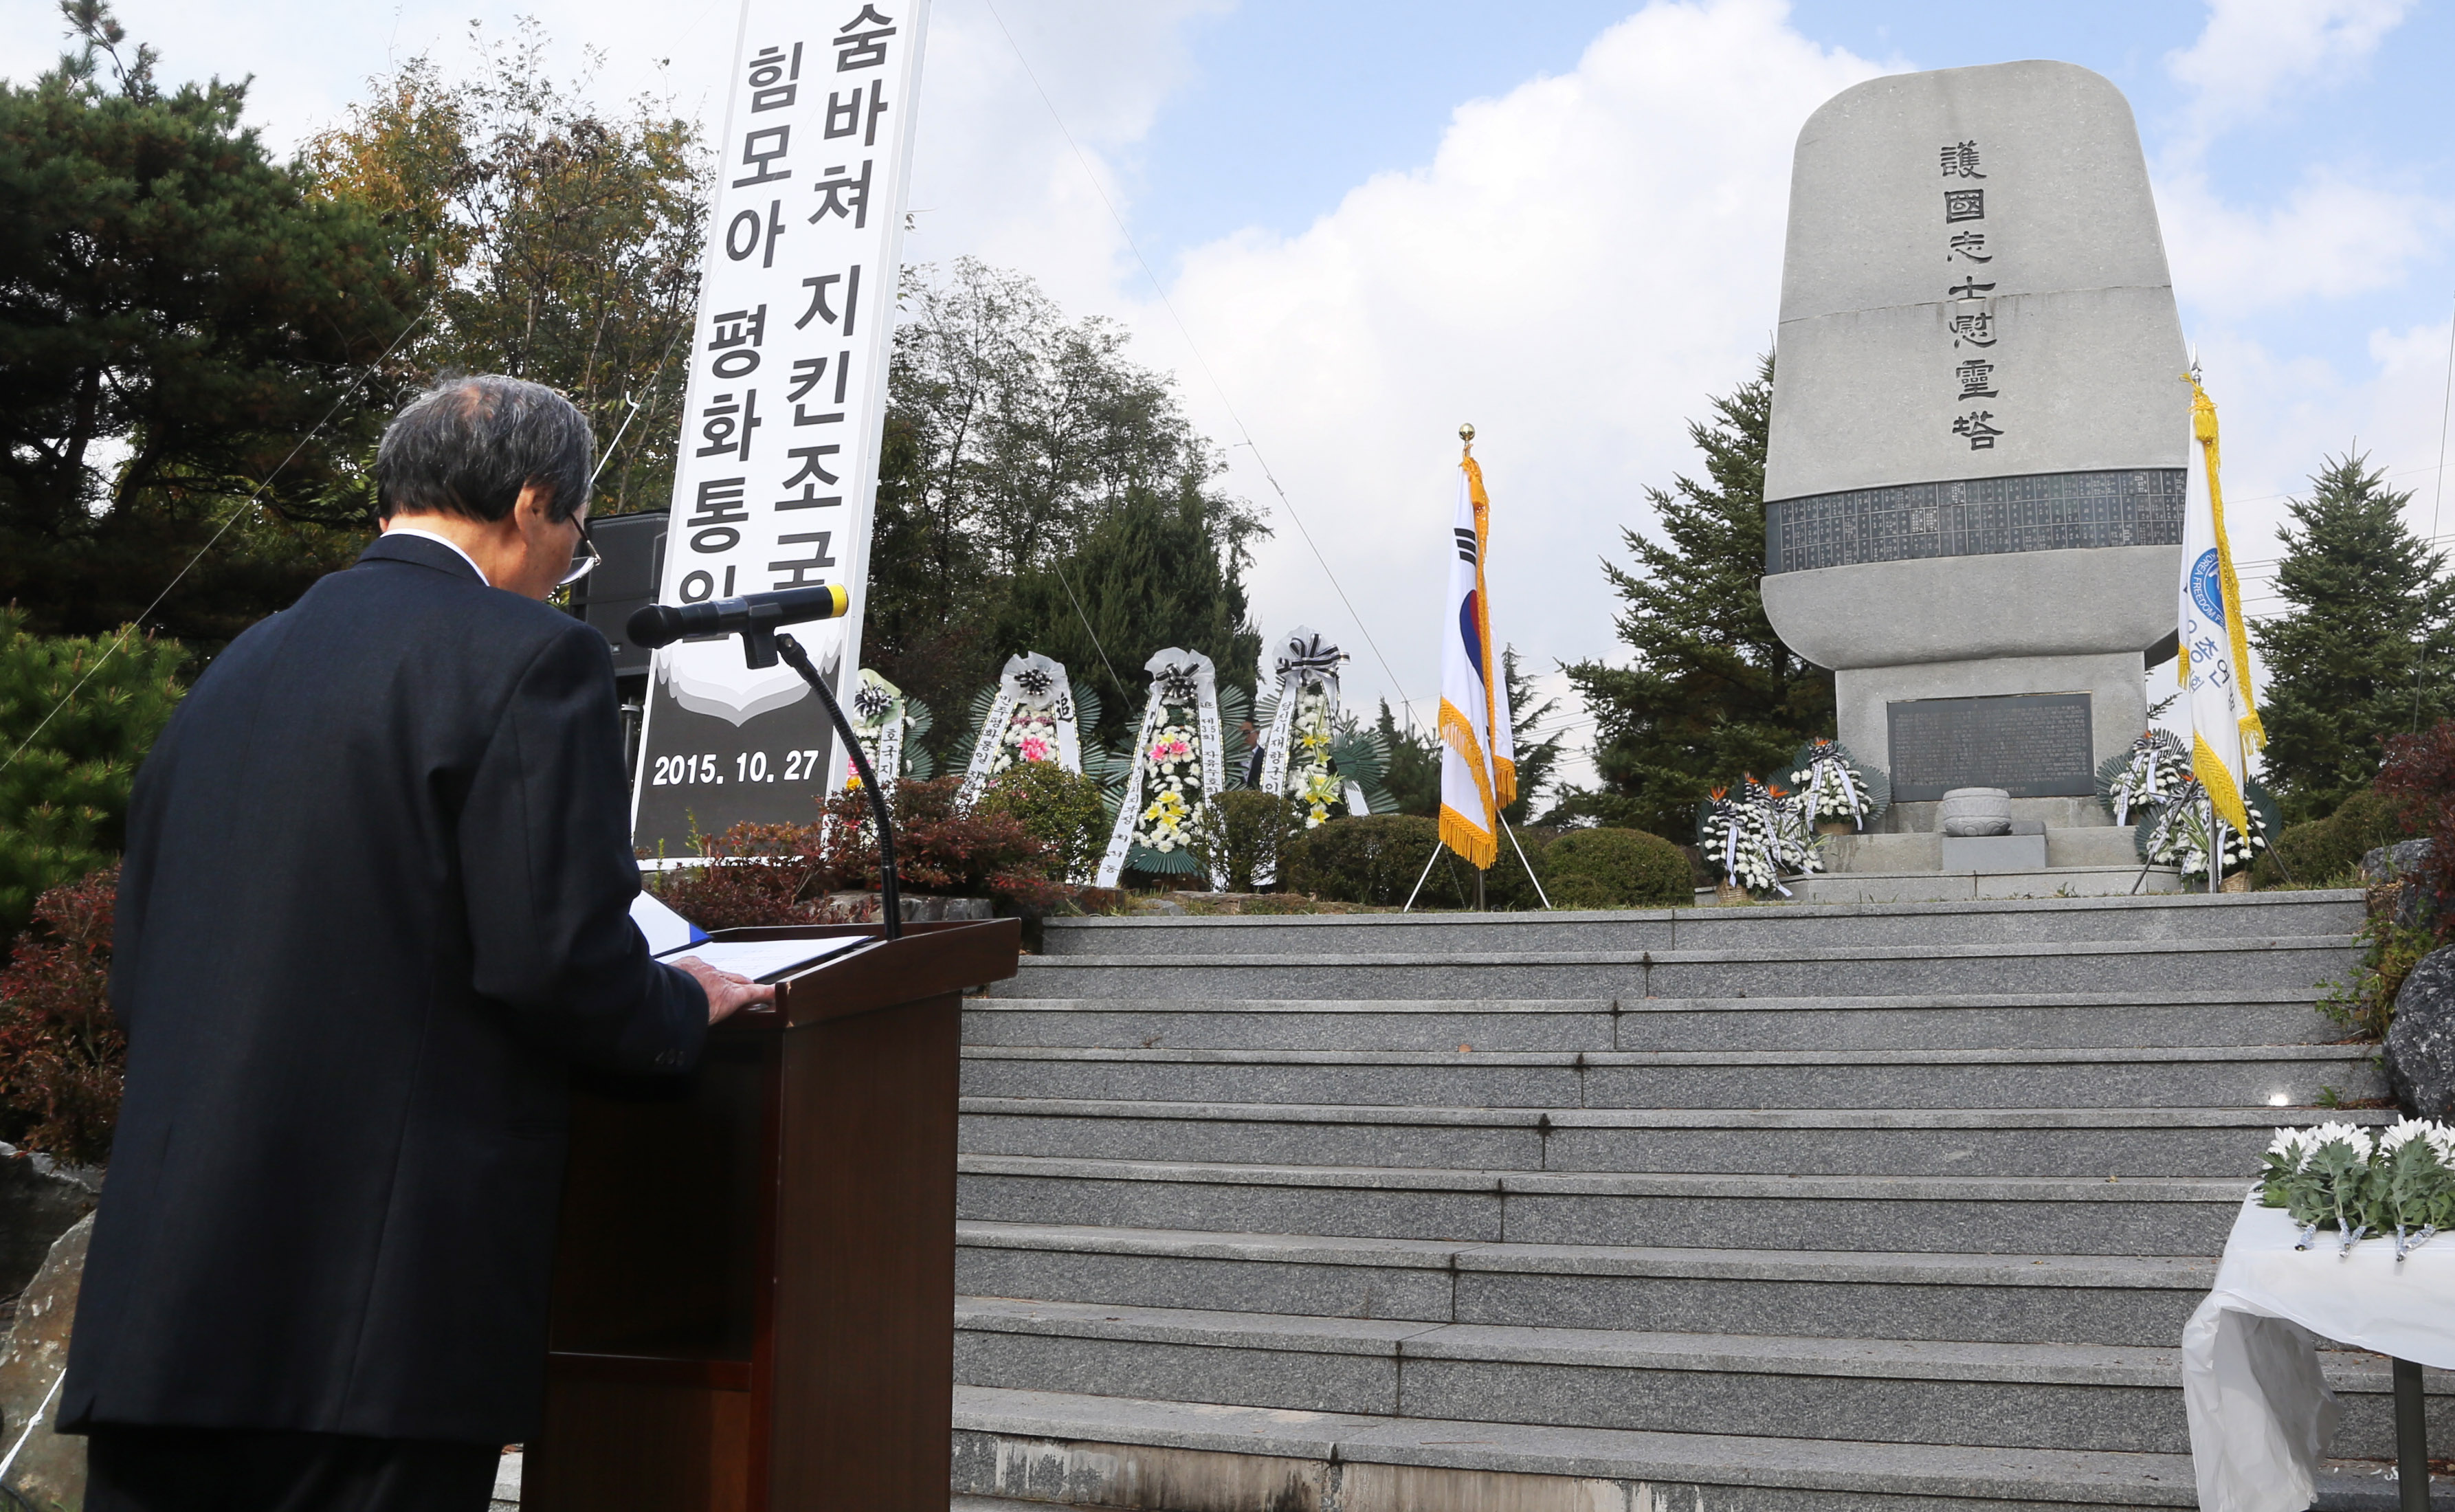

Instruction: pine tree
[0,2,413,647]
[995,483,1262,750]
[2251,452,2455,823]
[1559,355,1834,836]
[869,259,1267,768]
[1373,699,1440,817]
[1501,647,1564,824]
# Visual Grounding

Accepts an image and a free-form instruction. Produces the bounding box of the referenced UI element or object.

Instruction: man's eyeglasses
[559,515,602,589]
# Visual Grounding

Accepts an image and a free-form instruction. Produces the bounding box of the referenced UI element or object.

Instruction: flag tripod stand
[1400,817,1552,913]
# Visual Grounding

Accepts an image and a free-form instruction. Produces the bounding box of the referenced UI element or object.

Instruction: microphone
[626,584,849,649]
[624,580,901,940]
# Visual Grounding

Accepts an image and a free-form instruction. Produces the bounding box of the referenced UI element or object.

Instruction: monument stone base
[1835,650,2147,834]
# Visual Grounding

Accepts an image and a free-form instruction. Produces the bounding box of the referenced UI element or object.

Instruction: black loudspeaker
[569,510,669,678]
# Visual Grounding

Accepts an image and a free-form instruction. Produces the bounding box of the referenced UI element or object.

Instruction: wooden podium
[522,919,1019,1512]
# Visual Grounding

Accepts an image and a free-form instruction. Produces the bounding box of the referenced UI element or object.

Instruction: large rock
[2363,838,2443,932]
[2361,838,2434,882]
[2388,946,2455,1118]
[0,1144,98,1304]
[0,1213,89,1511]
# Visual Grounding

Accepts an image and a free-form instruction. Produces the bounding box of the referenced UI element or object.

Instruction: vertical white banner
[632,0,928,855]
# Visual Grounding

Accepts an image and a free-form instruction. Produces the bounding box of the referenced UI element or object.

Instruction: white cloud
[2158,169,2450,313]
[2164,0,2414,154]
[1120,0,1881,734]
[2183,315,2455,625]
[902,0,1225,316]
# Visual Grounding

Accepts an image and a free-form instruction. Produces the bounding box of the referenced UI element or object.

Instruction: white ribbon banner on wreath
[849,668,905,790]
[1096,648,1223,889]
[960,652,1084,801]
[1804,751,1864,830]
[1256,626,1344,802]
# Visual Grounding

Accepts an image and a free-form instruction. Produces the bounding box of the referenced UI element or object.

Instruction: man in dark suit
[60,376,772,1511]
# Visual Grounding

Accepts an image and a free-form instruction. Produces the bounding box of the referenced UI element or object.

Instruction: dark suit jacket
[62,533,707,1444]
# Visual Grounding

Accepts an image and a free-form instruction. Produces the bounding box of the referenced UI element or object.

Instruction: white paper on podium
[654,935,863,983]
[630,891,709,956]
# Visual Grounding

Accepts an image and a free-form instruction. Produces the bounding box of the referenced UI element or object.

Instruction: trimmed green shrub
[1195,790,1302,893]
[0,612,188,937]
[2250,786,2410,889]
[1285,814,1441,905]
[977,761,1111,882]
[1542,827,1693,909]
[1485,825,1553,909]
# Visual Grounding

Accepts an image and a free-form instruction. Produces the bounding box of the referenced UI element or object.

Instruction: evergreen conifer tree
[995,483,1261,750]
[1559,355,1834,836]
[2250,452,2455,822]
[1372,699,1439,817]
[1501,647,1564,824]
[0,1,412,645]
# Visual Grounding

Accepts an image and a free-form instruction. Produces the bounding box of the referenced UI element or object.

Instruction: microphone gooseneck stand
[753,627,902,941]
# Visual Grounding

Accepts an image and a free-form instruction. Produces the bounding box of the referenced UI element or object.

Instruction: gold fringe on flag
[1460,453,1517,810]
[2184,373,2265,753]
[1437,696,1498,870]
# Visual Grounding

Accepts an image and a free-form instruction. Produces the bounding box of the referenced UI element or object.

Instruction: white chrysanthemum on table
[2306,1121,2375,1161]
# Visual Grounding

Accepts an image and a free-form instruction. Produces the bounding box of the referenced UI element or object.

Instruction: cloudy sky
[7,0,2451,779]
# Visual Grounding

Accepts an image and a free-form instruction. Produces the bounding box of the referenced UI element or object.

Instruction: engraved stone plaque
[1887,693,2095,801]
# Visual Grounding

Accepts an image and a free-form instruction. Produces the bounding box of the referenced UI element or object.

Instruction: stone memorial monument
[1759,60,2186,834]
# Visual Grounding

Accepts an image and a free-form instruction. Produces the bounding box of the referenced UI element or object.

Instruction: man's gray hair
[375,375,594,523]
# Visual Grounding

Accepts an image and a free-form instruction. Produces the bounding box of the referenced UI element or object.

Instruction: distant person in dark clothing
[61,377,773,1512]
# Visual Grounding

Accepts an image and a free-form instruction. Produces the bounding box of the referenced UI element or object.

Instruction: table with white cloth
[2185,1192,2455,1512]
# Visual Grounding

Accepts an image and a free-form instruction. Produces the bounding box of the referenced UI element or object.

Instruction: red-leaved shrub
[647,775,1074,928]
[2377,720,2455,944]
[0,865,122,1165]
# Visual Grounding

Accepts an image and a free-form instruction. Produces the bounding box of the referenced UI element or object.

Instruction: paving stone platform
[951,893,2443,1511]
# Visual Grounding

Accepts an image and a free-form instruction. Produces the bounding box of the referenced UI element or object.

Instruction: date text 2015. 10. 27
[647,750,826,786]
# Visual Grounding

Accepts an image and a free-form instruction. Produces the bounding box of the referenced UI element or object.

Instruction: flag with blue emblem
[1438,436,1515,869]
[2177,372,2264,835]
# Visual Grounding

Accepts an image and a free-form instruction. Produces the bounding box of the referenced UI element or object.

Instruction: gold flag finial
[1459,422,1475,456]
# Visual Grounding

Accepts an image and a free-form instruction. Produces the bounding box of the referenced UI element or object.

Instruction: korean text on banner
[631,3,929,854]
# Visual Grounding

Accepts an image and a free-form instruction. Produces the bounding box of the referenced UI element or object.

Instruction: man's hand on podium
[670,956,778,1025]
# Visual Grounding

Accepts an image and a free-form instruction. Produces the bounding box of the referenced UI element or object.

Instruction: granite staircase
[949,892,2440,1512]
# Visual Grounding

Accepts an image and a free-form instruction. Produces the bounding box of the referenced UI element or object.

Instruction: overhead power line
[3,307,432,774]
[975,0,1422,729]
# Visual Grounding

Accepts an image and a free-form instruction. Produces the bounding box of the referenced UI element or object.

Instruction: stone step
[1780,865,2188,903]
[967,990,2348,1053]
[956,1155,2251,1256]
[955,1382,2203,1512]
[955,1384,2455,1512]
[1000,936,2359,1002]
[960,1100,2393,1177]
[1034,891,2365,957]
[951,1298,2454,1459]
[959,1044,2386,1111]
[955,1222,2229,1346]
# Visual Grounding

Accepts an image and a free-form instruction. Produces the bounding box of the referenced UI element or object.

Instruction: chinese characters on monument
[1940,139,2006,454]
